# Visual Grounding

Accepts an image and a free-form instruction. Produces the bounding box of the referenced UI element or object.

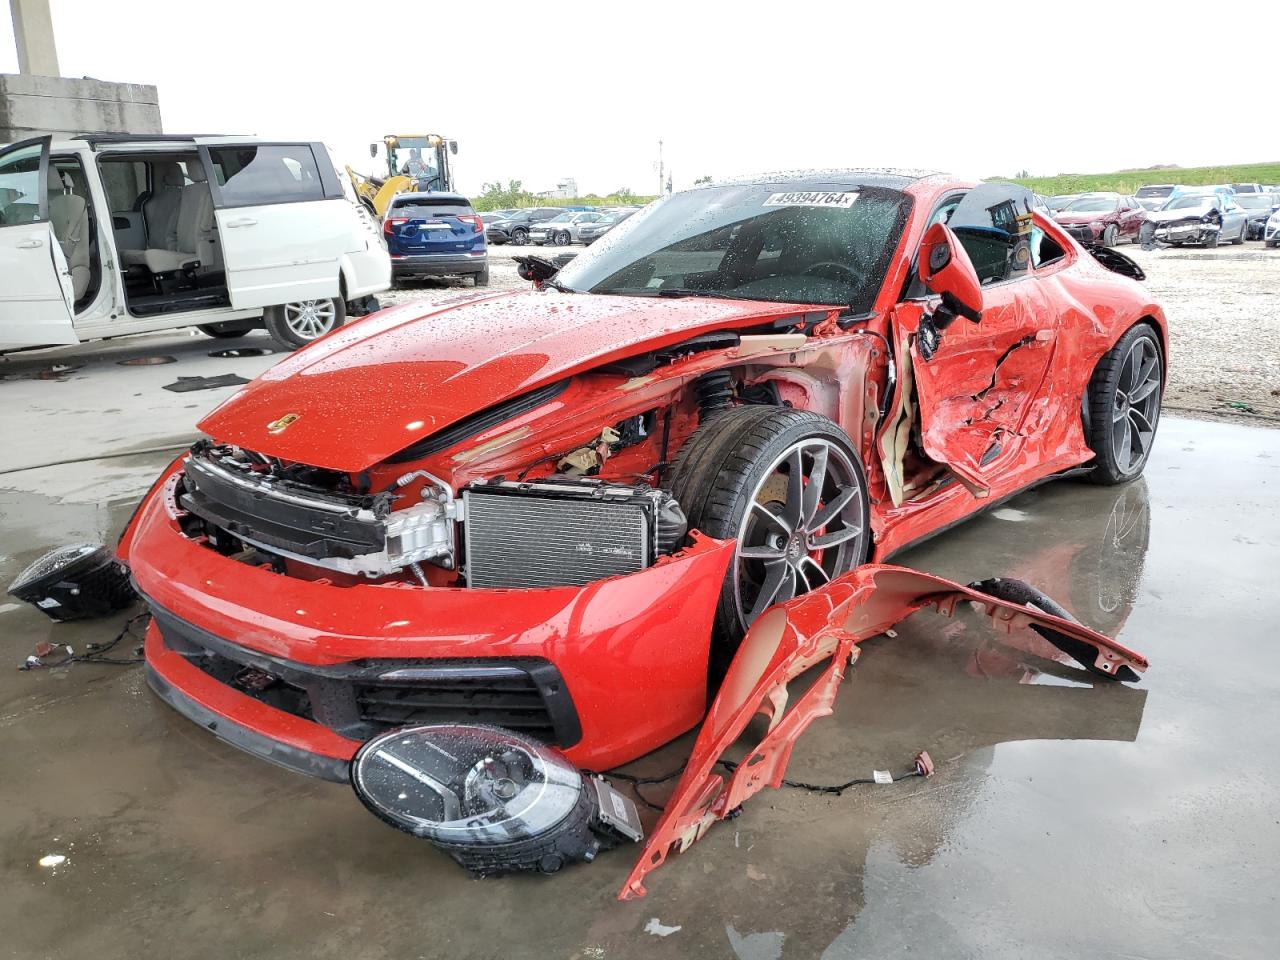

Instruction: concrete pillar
[10,0,60,76]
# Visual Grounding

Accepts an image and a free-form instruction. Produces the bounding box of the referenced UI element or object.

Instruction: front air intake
[463,480,681,589]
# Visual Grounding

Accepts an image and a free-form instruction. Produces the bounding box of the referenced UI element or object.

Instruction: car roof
[708,168,945,190]
[390,191,470,204]
[45,133,279,151]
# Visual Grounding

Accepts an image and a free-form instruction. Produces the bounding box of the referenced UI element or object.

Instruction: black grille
[150,604,581,747]
[355,675,557,740]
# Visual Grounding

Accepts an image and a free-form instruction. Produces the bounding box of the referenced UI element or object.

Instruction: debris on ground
[37,362,85,380]
[162,374,250,392]
[644,918,682,937]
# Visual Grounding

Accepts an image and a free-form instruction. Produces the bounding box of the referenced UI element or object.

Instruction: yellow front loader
[346,134,458,219]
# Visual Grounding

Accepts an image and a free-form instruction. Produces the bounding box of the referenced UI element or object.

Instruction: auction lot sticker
[763,191,859,208]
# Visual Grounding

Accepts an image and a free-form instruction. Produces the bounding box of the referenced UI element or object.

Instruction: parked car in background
[1045,193,1080,213]
[1233,192,1280,239]
[1052,193,1146,246]
[384,192,488,286]
[1231,183,1264,194]
[0,133,390,352]
[1135,184,1177,211]
[529,210,608,246]
[479,210,514,225]
[577,209,637,245]
[485,207,564,245]
[1264,207,1280,247]
[1141,191,1249,247]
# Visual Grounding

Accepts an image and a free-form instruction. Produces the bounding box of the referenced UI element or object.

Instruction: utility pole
[9,0,61,76]
[657,139,664,198]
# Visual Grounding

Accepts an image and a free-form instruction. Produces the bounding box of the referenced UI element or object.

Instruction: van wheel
[197,321,256,339]
[264,297,346,350]
[665,406,871,668]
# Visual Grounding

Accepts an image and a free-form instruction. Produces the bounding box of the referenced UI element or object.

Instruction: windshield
[547,213,573,223]
[555,183,912,311]
[1136,185,1174,198]
[1165,195,1214,210]
[1061,196,1118,213]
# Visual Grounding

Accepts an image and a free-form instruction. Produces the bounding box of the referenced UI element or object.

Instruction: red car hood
[198,291,806,472]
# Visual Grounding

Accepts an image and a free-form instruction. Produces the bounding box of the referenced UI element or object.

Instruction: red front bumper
[127,460,734,778]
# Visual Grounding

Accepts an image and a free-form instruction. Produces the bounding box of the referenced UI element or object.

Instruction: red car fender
[619,564,1148,900]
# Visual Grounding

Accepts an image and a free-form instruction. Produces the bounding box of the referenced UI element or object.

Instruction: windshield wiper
[652,288,745,300]
[544,278,578,294]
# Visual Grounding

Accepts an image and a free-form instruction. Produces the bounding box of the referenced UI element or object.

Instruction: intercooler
[463,480,685,589]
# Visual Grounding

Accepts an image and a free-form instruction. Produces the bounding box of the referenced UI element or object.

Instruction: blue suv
[383,192,489,286]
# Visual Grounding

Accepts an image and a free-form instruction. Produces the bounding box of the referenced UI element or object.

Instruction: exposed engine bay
[176,437,688,587]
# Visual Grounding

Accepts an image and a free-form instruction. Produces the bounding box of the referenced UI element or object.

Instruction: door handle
[226,217,258,228]
[17,238,42,249]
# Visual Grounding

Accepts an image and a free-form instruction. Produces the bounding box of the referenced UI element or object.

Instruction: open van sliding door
[0,136,78,350]
[200,142,349,311]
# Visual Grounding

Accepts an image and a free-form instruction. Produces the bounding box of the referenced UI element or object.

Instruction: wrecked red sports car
[118,172,1163,882]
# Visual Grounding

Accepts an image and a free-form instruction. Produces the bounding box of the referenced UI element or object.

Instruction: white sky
[2,0,1273,196]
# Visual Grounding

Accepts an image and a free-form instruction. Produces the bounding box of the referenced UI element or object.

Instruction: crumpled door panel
[619,564,1148,900]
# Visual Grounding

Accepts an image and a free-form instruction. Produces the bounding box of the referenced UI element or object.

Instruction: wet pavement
[1,415,1278,959]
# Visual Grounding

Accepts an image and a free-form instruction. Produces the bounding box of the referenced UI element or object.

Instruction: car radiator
[462,479,685,589]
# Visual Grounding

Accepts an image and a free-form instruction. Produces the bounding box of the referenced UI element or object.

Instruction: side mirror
[368,143,378,158]
[918,222,983,323]
[449,140,459,155]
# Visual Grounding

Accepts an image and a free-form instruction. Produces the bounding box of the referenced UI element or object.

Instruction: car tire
[1083,323,1163,485]
[473,265,490,287]
[1204,230,1219,248]
[1102,224,1118,247]
[664,405,871,669]
[197,321,256,339]
[555,231,571,246]
[1232,220,1246,245]
[512,228,529,245]
[263,296,347,350]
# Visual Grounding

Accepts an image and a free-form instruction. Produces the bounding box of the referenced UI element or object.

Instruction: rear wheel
[473,265,490,287]
[264,296,346,350]
[666,406,871,663]
[1084,324,1163,485]
[1232,219,1246,244]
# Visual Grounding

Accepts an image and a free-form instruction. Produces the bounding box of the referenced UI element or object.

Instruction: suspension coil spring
[694,370,734,417]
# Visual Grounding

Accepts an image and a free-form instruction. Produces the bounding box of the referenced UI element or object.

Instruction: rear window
[208,144,325,206]
[391,198,474,217]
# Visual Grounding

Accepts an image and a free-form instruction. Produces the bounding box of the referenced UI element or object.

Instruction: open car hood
[197,292,799,473]
[620,564,1149,899]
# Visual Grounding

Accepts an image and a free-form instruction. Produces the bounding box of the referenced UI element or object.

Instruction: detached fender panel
[620,563,1148,900]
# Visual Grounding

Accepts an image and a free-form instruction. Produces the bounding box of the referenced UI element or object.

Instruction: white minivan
[0,134,391,352]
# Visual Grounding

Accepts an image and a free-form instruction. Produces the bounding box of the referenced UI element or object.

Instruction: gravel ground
[381,239,1280,425]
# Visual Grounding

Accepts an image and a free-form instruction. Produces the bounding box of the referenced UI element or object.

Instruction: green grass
[1000,162,1280,196]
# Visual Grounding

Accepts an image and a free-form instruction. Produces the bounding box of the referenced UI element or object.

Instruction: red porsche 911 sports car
[117,172,1164,861]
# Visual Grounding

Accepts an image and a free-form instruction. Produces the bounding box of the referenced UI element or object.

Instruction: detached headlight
[7,543,136,621]
[351,724,643,875]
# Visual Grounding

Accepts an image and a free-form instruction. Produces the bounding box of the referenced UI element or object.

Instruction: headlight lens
[351,724,643,875]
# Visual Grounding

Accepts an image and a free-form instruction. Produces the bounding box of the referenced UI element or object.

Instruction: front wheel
[665,406,871,661]
[1102,224,1118,247]
[263,297,346,350]
[511,227,529,245]
[554,230,571,246]
[1084,324,1163,485]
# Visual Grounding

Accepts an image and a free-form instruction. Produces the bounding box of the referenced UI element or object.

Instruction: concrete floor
[2,391,1278,957]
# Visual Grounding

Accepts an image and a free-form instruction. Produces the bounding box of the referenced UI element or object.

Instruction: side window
[947,183,1037,285]
[0,141,45,227]
[207,144,324,207]
[100,160,148,213]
